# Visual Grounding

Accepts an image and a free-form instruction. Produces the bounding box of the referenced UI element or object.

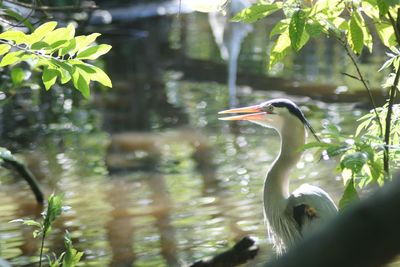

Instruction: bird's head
[219,98,320,141]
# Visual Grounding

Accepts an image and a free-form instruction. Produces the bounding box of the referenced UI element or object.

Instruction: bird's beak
[218,105,266,121]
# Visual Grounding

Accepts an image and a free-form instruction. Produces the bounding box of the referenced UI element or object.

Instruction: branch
[2,156,44,204]
[340,41,384,138]
[0,39,66,63]
[264,173,400,267]
[3,0,98,12]
[340,72,361,81]
[383,9,400,177]
[190,236,259,267]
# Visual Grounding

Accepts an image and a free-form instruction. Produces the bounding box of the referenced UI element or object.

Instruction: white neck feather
[263,118,306,209]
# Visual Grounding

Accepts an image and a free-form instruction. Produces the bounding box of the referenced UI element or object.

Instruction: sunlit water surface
[0,84,371,266]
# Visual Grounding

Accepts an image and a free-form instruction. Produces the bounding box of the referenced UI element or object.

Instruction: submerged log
[1,151,44,204]
[190,236,259,267]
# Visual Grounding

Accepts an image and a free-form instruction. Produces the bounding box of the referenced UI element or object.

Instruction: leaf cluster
[232,0,400,69]
[0,21,112,98]
[305,123,387,209]
[10,194,83,266]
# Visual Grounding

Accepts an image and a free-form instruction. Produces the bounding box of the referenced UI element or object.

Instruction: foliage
[233,0,400,208]
[10,194,82,266]
[0,21,112,98]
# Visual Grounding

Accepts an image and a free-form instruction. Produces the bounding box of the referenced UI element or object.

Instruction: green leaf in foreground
[72,67,90,98]
[348,11,364,54]
[11,67,25,85]
[269,31,291,70]
[231,3,282,23]
[30,21,58,43]
[76,44,112,60]
[63,232,83,267]
[289,9,307,51]
[89,65,112,87]
[0,51,24,67]
[339,178,359,210]
[0,44,11,55]
[42,67,59,91]
[43,194,63,236]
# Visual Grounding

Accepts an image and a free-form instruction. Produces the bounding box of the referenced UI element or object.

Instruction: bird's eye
[265,105,274,113]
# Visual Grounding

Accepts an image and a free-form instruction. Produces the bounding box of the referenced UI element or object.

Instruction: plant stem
[384,9,400,177]
[0,39,57,61]
[341,41,384,138]
[39,233,46,267]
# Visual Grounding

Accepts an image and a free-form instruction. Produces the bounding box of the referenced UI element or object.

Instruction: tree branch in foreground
[265,173,400,267]
[190,236,259,267]
[2,156,44,204]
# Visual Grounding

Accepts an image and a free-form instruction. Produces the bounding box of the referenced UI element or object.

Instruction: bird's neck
[264,121,306,203]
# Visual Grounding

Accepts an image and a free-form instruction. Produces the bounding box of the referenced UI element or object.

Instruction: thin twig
[311,18,384,137]
[38,233,45,267]
[340,41,384,137]
[3,0,97,11]
[341,72,361,81]
[0,39,64,62]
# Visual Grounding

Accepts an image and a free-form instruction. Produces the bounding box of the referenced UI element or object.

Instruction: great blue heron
[219,98,338,254]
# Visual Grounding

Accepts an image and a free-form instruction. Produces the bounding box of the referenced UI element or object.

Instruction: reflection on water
[0,85,360,266]
[0,11,397,267]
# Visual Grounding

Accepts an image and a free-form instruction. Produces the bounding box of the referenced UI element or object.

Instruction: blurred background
[0,0,392,266]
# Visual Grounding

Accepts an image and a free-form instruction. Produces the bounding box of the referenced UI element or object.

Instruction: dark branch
[190,236,259,267]
[2,157,44,204]
[3,0,98,11]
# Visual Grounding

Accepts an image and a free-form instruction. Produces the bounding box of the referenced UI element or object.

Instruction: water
[0,10,396,267]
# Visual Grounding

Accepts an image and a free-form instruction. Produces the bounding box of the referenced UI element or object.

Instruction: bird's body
[219,98,337,254]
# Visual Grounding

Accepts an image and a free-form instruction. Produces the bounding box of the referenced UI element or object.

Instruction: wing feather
[288,184,338,237]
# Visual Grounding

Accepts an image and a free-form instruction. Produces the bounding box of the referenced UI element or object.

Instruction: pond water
[0,10,397,267]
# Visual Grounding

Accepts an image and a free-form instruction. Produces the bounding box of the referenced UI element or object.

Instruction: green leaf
[338,178,359,210]
[51,59,73,84]
[11,67,25,85]
[71,33,101,55]
[3,9,34,31]
[42,67,59,90]
[289,9,307,51]
[0,30,26,44]
[72,67,90,98]
[305,22,323,37]
[31,21,58,43]
[327,145,351,157]
[362,0,380,19]
[87,65,112,87]
[377,0,389,16]
[376,23,396,47]
[63,232,83,267]
[59,39,77,56]
[0,44,11,55]
[76,44,112,60]
[22,220,42,227]
[42,24,75,45]
[231,3,282,23]
[31,41,50,50]
[348,11,364,54]
[43,194,63,235]
[357,11,373,52]
[0,51,24,67]
[270,21,289,38]
[340,152,368,173]
[269,31,291,69]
